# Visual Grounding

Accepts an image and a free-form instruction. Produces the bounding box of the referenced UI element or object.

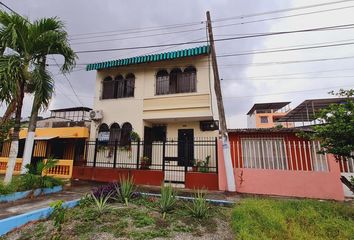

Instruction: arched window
[102,77,114,99]
[115,75,124,98]
[109,123,121,143]
[125,73,135,97]
[156,70,169,95]
[170,68,182,94]
[182,66,197,93]
[120,122,133,146]
[98,123,110,142]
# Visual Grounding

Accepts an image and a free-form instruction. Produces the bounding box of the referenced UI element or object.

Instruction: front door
[178,129,194,167]
[143,127,153,161]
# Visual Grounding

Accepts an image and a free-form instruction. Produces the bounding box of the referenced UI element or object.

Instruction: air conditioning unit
[200,120,219,131]
[89,110,103,120]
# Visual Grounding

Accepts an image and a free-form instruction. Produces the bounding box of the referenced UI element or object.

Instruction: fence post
[113,140,118,168]
[215,137,218,174]
[93,138,98,168]
[162,140,166,172]
[136,139,140,169]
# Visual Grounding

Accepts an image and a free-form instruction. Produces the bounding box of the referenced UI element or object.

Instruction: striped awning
[86,45,210,71]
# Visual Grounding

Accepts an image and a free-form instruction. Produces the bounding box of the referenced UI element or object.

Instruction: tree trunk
[4,81,25,184]
[0,100,16,124]
[21,94,40,173]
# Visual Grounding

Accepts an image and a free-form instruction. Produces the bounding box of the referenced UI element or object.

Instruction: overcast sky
[1,0,354,128]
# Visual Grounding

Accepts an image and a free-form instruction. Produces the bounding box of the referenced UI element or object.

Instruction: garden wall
[72,166,164,186]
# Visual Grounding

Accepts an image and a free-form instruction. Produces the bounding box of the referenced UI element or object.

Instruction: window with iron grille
[101,74,135,99]
[156,66,196,95]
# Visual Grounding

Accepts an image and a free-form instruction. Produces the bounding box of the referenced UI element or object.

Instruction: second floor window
[102,73,135,99]
[156,66,196,95]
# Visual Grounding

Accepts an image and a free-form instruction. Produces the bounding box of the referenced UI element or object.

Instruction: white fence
[230,138,329,172]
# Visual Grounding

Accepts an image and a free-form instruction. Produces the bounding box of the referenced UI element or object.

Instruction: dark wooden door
[178,129,194,166]
[143,127,152,160]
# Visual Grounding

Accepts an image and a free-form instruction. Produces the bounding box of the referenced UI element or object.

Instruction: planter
[0,185,63,203]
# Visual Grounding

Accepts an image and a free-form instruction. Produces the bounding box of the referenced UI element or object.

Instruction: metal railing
[80,138,218,181]
[230,138,329,172]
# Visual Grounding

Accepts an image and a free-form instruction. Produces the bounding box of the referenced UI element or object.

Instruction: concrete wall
[234,154,345,200]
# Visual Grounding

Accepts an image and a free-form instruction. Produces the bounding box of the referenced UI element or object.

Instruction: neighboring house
[73,45,221,189]
[37,107,92,128]
[0,107,91,178]
[247,102,293,128]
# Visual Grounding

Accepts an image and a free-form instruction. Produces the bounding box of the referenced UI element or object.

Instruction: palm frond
[31,64,54,109]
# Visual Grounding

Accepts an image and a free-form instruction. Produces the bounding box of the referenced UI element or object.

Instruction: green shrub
[118,176,135,206]
[50,200,66,232]
[159,184,177,219]
[187,190,210,219]
[91,191,112,214]
[0,180,17,195]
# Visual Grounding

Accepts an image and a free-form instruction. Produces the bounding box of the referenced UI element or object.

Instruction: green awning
[86,45,210,71]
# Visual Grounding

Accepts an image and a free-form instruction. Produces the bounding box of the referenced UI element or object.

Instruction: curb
[139,192,235,206]
[0,198,80,236]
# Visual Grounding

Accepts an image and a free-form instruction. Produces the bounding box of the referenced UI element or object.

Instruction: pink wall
[234,155,344,201]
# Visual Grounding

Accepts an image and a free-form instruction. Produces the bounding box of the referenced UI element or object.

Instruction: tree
[21,18,76,173]
[303,89,354,193]
[0,12,30,183]
[0,11,76,183]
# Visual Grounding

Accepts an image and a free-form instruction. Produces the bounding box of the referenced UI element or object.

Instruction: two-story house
[82,45,220,186]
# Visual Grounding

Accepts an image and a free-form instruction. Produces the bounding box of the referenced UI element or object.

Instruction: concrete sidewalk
[0,180,98,220]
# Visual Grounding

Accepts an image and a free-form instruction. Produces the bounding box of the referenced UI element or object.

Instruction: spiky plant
[159,184,177,219]
[118,176,135,206]
[187,189,210,219]
[91,191,112,214]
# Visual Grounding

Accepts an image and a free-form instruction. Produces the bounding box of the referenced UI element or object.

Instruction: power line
[223,67,354,79]
[74,23,354,54]
[68,0,354,38]
[212,5,354,30]
[51,57,84,106]
[222,75,354,81]
[223,84,354,99]
[70,27,205,45]
[70,5,354,46]
[217,41,354,58]
[213,0,354,22]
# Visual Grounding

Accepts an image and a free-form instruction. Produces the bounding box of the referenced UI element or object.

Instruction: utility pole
[206,11,236,192]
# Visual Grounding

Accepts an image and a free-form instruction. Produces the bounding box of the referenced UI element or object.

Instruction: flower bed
[0,185,62,203]
[2,181,234,239]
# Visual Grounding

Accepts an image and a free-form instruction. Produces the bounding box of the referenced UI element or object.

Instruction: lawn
[231,198,354,240]
[1,190,354,240]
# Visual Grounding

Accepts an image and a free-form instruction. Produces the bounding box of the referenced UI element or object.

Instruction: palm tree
[21,18,76,172]
[0,13,31,183]
[0,11,76,182]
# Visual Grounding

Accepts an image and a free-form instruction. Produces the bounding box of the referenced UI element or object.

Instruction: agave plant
[187,189,210,219]
[117,176,135,206]
[159,184,177,219]
[91,191,112,214]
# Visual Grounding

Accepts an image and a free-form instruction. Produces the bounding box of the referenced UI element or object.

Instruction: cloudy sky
[1,0,354,128]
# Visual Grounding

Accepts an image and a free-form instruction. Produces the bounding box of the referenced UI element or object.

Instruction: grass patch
[231,198,354,240]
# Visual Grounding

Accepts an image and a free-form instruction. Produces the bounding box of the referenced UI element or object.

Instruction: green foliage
[159,184,177,219]
[231,198,354,240]
[50,200,66,232]
[18,158,62,190]
[118,176,135,206]
[130,131,140,141]
[0,178,19,194]
[78,193,93,208]
[91,191,112,214]
[198,155,211,173]
[187,190,210,219]
[301,89,354,160]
